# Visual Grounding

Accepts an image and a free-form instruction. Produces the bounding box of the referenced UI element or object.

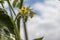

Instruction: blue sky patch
[24,0,45,6]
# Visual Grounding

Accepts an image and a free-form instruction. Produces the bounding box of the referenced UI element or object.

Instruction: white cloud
[20,0,60,40]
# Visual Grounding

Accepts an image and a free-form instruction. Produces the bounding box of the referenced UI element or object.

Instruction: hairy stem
[23,16,28,40]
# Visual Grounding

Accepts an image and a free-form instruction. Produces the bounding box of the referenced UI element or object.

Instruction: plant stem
[13,24,21,40]
[7,1,16,16]
[9,5,13,19]
[11,19,21,40]
[17,16,21,32]
[23,16,28,40]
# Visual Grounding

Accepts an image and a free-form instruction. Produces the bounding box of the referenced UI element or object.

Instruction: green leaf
[19,0,23,9]
[13,0,18,7]
[34,37,43,40]
[4,29,10,36]
[30,11,34,18]
[17,2,21,8]
[13,0,23,8]
[0,8,8,14]
[9,38,13,40]
[0,8,4,13]
[0,9,15,35]
[5,0,9,1]
[0,1,4,3]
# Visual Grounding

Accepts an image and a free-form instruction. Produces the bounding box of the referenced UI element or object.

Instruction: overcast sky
[21,0,60,40]
[1,0,60,40]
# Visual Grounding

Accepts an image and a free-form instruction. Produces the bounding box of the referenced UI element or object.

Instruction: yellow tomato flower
[18,6,29,14]
[24,7,29,14]
[18,6,25,13]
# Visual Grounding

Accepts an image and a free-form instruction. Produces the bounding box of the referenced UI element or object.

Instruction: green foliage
[13,0,18,7]
[0,8,15,35]
[4,29,10,35]
[17,2,21,8]
[30,11,35,18]
[0,8,21,40]
[0,25,10,40]
[34,37,43,40]
[0,0,23,40]
[0,1,4,3]
[9,38,14,40]
[13,0,23,8]
[19,0,23,9]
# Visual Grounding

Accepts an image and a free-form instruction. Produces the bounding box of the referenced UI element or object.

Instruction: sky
[1,0,60,40]
[22,0,60,40]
